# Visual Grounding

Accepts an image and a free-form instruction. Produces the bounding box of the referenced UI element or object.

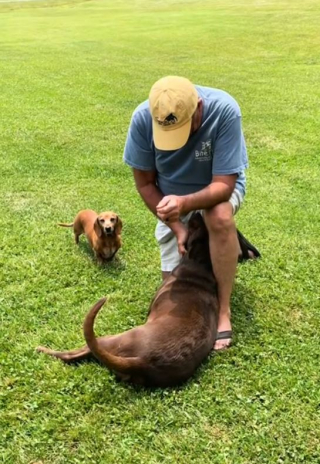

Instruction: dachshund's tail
[83,298,145,375]
[57,222,74,227]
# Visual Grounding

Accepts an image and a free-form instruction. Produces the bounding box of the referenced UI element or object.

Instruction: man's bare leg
[204,203,238,350]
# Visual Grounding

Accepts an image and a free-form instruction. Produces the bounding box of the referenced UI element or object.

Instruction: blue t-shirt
[123,85,248,196]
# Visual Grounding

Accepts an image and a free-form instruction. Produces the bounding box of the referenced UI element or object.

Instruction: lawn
[0,0,319,462]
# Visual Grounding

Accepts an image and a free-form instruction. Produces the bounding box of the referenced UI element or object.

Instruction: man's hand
[156,195,185,223]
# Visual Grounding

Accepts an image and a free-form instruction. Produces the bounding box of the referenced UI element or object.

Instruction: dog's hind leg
[36,345,92,363]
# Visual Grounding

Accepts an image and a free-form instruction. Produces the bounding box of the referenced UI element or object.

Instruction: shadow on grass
[77,240,126,273]
[231,280,260,340]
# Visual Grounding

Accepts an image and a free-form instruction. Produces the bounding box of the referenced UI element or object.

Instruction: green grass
[1,0,319,462]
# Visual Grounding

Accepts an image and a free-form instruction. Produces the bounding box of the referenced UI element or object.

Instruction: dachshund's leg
[95,253,105,265]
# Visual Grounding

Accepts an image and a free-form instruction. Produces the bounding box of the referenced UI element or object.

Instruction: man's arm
[156,174,237,222]
[133,168,189,255]
[132,168,163,216]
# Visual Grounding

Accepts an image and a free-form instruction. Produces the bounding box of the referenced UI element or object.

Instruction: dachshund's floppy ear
[115,216,123,235]
[94,218,103,238]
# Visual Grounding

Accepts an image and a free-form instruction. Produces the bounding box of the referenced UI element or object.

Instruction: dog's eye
[99,218,105,223]
[110,218,116,223]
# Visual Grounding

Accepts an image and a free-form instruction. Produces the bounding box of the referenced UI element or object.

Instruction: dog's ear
[115,216,123,235]
[186,213,208,251]
[186,213,211,268]
[187,212,204,237]
[94,218,103,238]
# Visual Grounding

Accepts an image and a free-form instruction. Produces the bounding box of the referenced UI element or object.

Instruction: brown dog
[58,210,122,264]
[38,213,218,387]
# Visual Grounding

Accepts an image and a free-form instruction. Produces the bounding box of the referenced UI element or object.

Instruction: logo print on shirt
[195,140,212,162]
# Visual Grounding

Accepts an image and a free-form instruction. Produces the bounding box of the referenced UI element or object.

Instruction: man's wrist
[180,195,192,215]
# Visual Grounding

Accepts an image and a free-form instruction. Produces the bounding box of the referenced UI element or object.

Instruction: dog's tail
[36,344,91,363]
[57,222,74,227]
[83,298,145,375]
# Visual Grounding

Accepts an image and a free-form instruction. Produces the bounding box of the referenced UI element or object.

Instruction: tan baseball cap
[149,76,198,150]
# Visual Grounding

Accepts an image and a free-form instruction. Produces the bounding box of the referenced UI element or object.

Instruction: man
[123,76,259,351]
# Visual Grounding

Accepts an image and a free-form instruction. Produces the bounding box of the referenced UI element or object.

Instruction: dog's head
[184,212,212,271]
[94,211,122,238]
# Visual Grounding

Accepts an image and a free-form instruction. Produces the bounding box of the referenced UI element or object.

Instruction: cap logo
[156,113,178,126]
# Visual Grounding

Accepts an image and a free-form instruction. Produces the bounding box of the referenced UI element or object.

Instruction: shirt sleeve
[123,110,155,171]
[212,112,248,176]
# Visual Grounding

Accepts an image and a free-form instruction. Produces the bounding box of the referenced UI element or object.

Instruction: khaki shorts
[155,188,244,272]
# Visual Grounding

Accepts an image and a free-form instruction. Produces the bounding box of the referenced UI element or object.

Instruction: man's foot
[214,330,233,351]
[214,309,232,351]
[238,249,255,261]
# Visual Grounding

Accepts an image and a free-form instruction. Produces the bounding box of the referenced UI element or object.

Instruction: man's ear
[94,218,103,238]
[116,216,123,235]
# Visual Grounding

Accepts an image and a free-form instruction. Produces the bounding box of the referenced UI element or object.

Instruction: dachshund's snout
[105,226,113,235]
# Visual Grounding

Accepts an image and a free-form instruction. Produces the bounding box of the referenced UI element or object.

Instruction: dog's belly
[145,308,216,369]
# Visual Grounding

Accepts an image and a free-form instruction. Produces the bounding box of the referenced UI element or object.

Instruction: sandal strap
[215,330,233,341]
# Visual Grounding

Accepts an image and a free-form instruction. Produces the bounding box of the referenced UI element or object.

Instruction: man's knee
[203,203,235,235]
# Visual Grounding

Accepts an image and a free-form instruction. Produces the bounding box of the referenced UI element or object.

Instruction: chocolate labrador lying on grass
[37,213,219,387]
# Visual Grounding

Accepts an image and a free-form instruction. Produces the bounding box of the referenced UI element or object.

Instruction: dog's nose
[105,226,112,233]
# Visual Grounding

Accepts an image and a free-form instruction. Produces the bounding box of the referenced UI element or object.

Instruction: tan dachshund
[58,210,122,264]
[38,213,219,388]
